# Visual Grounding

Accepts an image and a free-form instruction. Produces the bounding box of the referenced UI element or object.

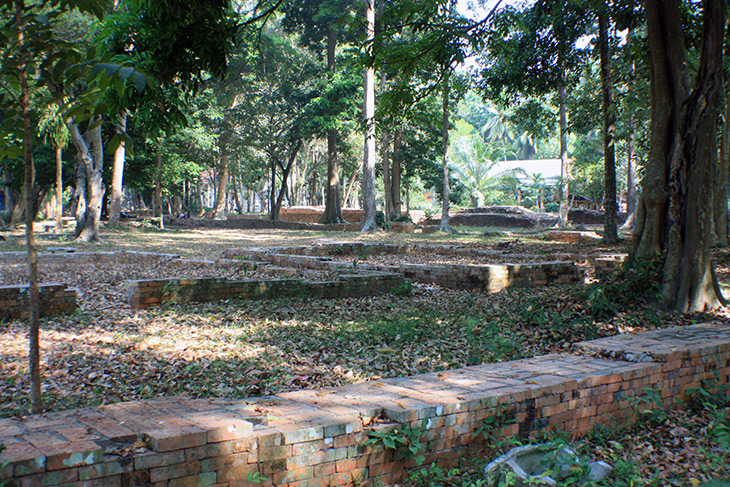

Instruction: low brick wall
[594,254,628,277]
[0,283,77,321]
[126,273,405,309]
[1,324,728,487]
[0,250,183,265]
[225,244,584,293]
[279,208,365,224]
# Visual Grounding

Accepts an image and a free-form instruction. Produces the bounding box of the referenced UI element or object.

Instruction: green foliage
[246,471,267,484]
[577,258,662,320]
[632,388,668,427]
[366,419,428,466]
[474,400,517,449]
[392,280,414,297]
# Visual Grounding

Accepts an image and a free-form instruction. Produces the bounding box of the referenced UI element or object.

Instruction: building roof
[489,159,563,183]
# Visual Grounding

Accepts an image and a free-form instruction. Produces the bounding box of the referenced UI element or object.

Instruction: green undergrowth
[384,379,730,487]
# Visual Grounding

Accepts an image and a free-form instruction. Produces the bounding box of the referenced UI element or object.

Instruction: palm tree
[452,134,498,208]
[38,97,70,234]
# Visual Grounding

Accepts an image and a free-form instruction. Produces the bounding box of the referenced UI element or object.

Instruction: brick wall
[0,283,77,321]
[225,245,584,293]
[126,273,405,309]
[1,324,728,487]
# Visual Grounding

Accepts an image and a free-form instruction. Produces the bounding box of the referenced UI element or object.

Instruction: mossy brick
[216,463,259,483]
[273,465,314,484]
[146,426,207,452]
[280,425,324,444]
[134,450,185,470]
[167,471,217,487]
[78,459,132,480]
[0,443,46,476]
[200,452,249,473]
[257,444,289,462]
[17,467,78,487]
[150,460,201,482]
[45,441,103,471]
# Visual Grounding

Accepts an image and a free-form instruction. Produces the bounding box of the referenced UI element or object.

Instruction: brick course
[0,283,77,321]
[1,324,729,487]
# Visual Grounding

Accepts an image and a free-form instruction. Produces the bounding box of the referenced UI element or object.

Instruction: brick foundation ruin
[1,324,728,487]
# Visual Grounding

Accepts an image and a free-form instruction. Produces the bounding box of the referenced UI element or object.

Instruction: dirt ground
[1,222,729,419]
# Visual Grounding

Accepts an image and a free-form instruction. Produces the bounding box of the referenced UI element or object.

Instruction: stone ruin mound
[451,206,558,229]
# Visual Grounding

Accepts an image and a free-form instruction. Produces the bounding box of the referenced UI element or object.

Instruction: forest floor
[1,222,730,486]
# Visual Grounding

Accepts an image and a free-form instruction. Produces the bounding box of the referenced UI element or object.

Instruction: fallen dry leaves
[1,226,730,485]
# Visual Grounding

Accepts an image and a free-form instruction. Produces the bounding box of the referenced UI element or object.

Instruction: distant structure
[489,159,562,184]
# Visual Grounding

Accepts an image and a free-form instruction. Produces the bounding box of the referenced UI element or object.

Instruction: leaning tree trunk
[17,0,42,414]
[108,111,128,227]
[599,9,619,243]
[361,0,378,232]
[440,73,452,233]
[67,118,104,242]
[638,0,725,312]
[212,133,229,220]
[271,141,303,221]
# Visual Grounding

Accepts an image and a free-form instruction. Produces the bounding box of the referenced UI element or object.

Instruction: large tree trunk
[440,74,452,233]
[637,0,725,312]
[558,83,570,227]
[634,0,690,256]
[320,29,345,224]
[361,0,377,232]
[67,118,104,242]
[599,9,618,243]
[108,111,127,227]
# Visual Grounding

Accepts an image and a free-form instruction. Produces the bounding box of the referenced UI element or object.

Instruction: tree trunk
[714,75,730,245]
[320,29,345,224]
[637,0,725,311]
[212,134,229,220]
[67,118,104,242]
[599,9,619,243]
[391,127,403,215]
[108,111,127,226]
[154,150,164,229]
[621,112,638,230]
[558,83,570,227]
[622,27,639,232]
[15,0,42,415]
[361,0,377,232]
[232,174,243,215]
[440,74,452,233]
[54,142,63,234]
[72,158,86,229]
[270,141,303,221]
[343,167,361,208]
[380,71,394,221]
